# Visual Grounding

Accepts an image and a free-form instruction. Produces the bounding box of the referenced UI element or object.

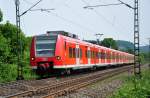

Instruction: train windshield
[35,35,57,57]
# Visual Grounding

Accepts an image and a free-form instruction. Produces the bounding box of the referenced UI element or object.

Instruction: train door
[110,51,112,64]
[101,49,105,64]
[104,50,107,64]
[99,49,101,65]
[113,52,116,64]
[87,47,91,65]
[107,50,111,64]
[76,44,80,65]
[95,48,99,65]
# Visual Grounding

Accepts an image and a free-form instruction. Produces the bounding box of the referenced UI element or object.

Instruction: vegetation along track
[1,65,133,98]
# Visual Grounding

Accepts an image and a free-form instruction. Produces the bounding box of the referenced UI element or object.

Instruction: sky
[0,0,150,46]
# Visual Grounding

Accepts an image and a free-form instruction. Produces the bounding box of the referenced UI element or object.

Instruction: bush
[111,70,150,98]
[0,62,17,82]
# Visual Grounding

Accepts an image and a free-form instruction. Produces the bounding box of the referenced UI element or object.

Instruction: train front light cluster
[56,56,61,60]
[31,57,35,61]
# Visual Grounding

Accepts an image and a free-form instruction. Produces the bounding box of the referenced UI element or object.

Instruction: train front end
[30,32,64,75]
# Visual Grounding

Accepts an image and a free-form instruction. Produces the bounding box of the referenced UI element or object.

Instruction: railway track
[0,65,133,98]
[42,66,133,98]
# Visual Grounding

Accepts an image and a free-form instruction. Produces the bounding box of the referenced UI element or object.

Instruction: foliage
[116,40,134,50]
[0,62,17,82]
[101,38,118,50]
[0,21,26,55]
[140,52,150,64]
[0,9,2,22]
[0,9,34,82]
[140,45,149,53]
[111,70,150,98]
[126,48,134,54]
[0,34,10,63]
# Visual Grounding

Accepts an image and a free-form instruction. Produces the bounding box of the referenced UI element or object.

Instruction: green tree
[0,9,34,82]
[0,9,3,22]
[126,48,134,54]
[0,34,10,63]
[0,21,26,62]
[101,38,118,50]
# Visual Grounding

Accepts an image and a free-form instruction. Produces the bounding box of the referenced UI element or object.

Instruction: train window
[73,48,76,58]
[111,53,113,59]
[93,51,95,58]
[113,53,115,59]
[101,52,103,59]
[104,52,106,59]
[90,51,92,58]
[101,52,105,59]
[36,35,57,57]
[94,51,96,58]
[106,53,109,59]
[96,52,99,59]
[80,49,82,58]
[119,54,121,60]
[98,52,101,59]
[110,53,112,59]
[91,51,95,58]
[120,55,122,60]
[108,53,109,59]
[92,51,94,58]
[109,53,111,59]
[118,54,120,59]
[118,54,119,60]
[64,41,66,50]
[112,53,114,59]
[69,47,72,58]
[85,50,88,58]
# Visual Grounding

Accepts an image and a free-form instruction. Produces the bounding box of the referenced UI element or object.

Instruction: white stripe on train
[31,62,132,69]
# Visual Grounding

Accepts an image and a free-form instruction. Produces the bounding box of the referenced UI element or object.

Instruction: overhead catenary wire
[117,0,134,9]
[62,1,99,38]
[84,2,123,9]
[14,0,46,80]
[20,0,134,41]
[29,8,55,13]
[48,11,97,34]
[81,0,121,40]
[81,0,117,26]
[21,0,128,38]
[81,0,133,41]
[20,0,44,17]
[21,0,97,36]
[25,7,98,35]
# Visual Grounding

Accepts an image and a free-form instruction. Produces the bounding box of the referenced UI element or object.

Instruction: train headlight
[56,56,61,60]
[31,57,35,61]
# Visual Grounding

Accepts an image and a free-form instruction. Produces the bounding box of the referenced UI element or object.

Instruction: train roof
[60,34,134,56]
[35,31,134,56]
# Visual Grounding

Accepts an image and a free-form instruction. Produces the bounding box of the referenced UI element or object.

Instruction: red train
[30,31,134,75]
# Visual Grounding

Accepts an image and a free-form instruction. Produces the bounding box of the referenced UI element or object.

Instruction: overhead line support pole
[148,38,150,68]
[15,0,24,80]
[15,0,52,80]
[149,39,150,68]
[133,0,141,77]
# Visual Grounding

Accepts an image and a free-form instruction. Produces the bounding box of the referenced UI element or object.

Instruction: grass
[110,68,150,98]
[0,61,37,83]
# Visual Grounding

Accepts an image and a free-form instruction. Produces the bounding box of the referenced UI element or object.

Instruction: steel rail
[42,66,132,98]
